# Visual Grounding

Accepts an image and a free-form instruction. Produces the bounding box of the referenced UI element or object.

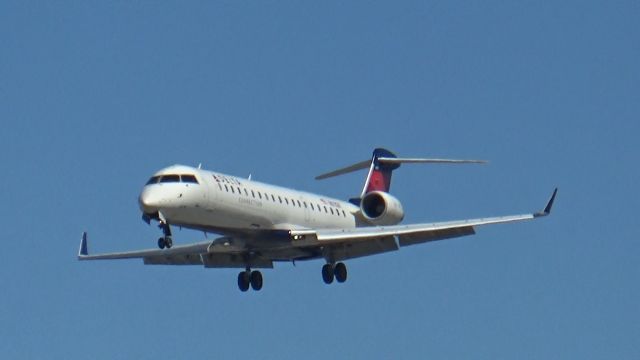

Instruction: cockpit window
[146,176,161,185]
[147,174,199,185]
[181,174,199,184]
[159,174,180,183]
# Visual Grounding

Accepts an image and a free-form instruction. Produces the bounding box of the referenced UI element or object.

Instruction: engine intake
[360,191,404,225]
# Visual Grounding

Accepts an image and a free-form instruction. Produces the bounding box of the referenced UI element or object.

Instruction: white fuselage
[138,165,359,235]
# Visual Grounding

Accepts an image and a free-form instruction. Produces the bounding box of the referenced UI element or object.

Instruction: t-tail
[316,148,487,200]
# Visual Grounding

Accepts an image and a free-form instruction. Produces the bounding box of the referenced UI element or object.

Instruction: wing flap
[398,226,476,247]
[326,236,399,262]
[201,253,273,269]
[144,253,204,265]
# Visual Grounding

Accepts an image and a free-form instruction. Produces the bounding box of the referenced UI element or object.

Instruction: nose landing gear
[157,220,173,249]
[157,236,173,249]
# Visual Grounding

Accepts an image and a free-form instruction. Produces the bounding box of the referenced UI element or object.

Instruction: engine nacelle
[360,191,404,225]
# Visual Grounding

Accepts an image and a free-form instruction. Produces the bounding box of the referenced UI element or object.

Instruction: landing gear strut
[322,262,348,284]
[238,269,263,292]
[157,221,173,249]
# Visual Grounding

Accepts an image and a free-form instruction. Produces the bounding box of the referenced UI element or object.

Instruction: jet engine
[360,191,404,225]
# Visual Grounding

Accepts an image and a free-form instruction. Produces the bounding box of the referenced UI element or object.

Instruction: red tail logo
[365,167,393,193]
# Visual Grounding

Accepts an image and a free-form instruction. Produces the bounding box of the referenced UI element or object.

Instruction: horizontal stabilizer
[377,157,487,165]
[315,160,371,180]
[316,156,486,180]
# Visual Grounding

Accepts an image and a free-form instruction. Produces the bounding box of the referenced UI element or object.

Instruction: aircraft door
[201,172,217,210]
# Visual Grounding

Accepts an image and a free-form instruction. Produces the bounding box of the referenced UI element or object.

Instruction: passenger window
[181,175,199,184]
[224,185,229,192]
[296,200,301,207]
[258,192,262,199]
[324,206,328,213]
[160,175,180,183]
[231,187,235,194]
[251,190,255,198]
[285,198,289,205]
[330,208,334,215]
[303,202,308,208]
[146,176,160,185]
[271,194,276,201]
[278,196,282,203]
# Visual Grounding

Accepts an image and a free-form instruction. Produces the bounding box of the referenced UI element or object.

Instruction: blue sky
[1,1,638,358]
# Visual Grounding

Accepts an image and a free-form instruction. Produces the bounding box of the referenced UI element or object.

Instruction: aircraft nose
[139,188,161,213]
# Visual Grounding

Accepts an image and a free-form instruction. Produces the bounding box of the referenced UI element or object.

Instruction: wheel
[165,237,173,249]
[322,263,334,284]
[158,237,166,249]
[335,262,347,283]
[238,271,250,292]
[250,271,263,291]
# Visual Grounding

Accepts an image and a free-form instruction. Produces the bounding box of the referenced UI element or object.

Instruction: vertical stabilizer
[361,148,399,196]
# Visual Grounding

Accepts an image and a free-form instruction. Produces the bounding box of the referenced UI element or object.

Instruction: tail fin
[363,148,399,194]
[316,148,487,198]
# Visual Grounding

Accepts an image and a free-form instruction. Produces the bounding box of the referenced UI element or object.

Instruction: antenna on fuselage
[248,174,252,181]
[197,163,202,169]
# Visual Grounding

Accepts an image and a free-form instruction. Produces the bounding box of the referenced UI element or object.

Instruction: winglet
[534,188,558,217]
[78,232,88,258]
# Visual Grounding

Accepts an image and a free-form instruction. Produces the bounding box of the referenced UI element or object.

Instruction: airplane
[78,148,557,292]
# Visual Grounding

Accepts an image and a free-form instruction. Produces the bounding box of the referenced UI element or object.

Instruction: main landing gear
[235,263,348,292]
[237,268,263,292]
[322,262,348,284]
[157,221,173,249]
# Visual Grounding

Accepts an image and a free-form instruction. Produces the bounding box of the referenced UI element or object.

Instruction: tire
[158,237,166,249]
[335,262,347,283]
[322,264,334,284]
[238,271,250,292]
[250,271,263,291]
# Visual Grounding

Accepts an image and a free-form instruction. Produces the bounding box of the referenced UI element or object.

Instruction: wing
[77,233,274,269]
[78,189,556,266]
[290,189,558,261]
